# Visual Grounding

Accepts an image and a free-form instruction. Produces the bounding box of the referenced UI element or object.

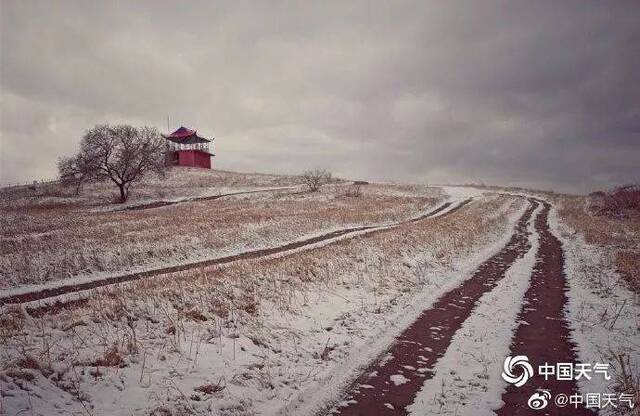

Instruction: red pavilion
[164,126,214,169]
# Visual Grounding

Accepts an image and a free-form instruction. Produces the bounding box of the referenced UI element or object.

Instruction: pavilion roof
[163,126,211,144]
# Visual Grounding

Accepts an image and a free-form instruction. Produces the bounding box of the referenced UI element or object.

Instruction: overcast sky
[1,1,639,193]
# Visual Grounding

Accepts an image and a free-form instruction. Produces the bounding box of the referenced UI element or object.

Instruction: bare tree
[59,124,166,202]
[302,168,332,192]
[345,183,363,198]
[58,153,97,195]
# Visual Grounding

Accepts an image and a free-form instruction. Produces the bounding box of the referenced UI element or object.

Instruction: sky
[1,1,639,193]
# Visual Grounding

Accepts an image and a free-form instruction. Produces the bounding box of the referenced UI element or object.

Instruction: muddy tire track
[495,201,595,415]
[326,199,538,416]
[1,199,471,315]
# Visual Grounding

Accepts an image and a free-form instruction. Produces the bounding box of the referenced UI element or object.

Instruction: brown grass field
[0,169,443,289]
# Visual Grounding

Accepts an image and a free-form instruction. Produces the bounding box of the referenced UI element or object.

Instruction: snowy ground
[550,209,639,415]
[0,190,457,302]
[0,177,443,290]
[1,177,637,416]
[279,197,527,416]
[0,188,521,416]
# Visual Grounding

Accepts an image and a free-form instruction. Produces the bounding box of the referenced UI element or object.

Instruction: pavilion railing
[166,143,210,153]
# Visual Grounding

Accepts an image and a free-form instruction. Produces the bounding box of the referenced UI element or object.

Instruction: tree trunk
[118,184,127,203]
[74,178,83,196]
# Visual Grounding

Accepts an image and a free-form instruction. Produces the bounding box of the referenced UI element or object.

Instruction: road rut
[495,201,594,415]
[327,199,538,416]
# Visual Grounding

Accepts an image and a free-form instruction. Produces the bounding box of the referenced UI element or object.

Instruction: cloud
[1,0,639,192]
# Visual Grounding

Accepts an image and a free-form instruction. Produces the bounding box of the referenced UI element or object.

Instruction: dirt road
[326,198,592,415]
[327,199,538,415]
[496,201,594,415]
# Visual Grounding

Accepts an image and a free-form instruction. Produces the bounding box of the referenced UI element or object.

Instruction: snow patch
[390,374,411,386]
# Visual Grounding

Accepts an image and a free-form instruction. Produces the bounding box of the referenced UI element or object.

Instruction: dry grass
[555,194,640,293]
[0,168,305,207]
[590,186,640,217]
[92,345,126,367]
[0,306,25,337]
[0,171,442,288]
[0,194,520,415]
[615,250,640,293]
[610,350,640,416]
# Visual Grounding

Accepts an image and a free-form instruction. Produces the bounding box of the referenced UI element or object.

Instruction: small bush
[302,168,331,192]
[16,356,41,370]
[345,184,363,198]
[238,293,259,315]
[93,345,125,367]
[591,185,640,217]
[0,306,25,335]
[184,308,208,322]
[195,380,225,395]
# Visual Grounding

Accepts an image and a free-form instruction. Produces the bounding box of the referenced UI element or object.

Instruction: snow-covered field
[0,170,443,289]
[0,180,515,415]
[550,209,640,415]
[1,172,638,416]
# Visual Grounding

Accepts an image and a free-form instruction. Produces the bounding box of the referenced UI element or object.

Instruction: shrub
[302,168,331,192]
[591,185,640,217]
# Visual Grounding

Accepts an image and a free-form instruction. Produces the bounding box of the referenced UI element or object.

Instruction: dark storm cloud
[1,1,639,192]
